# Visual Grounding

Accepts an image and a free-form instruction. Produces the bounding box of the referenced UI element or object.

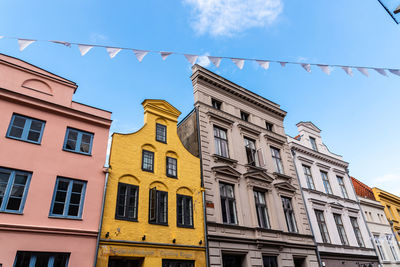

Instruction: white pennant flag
[51,40,71,47]
[18,39,35,51]
[231,58,244,69]
[374,68,387,77]
[256,60,270,70]
[106,47,121,59]
[184,54,198,65]
[279,62,287,67]
[78,44,93,56]
[208,56,222,67]
[301,63,311,73]
[133,49,148,62]
[317,64,331,75]
[160,52,172,60]
[389,69,400,76]
[341,66,353,76]
[357,67,369,77]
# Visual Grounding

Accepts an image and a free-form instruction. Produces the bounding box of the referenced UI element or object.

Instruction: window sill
[49,215,83,220]
[273,172,292,181]
[156,139,167,144]
[62,148,92,156]
[149,222,168,226]
[212,154,237,165]
[177,225,195,229]
[0,210,24,215]
[6,136,42,145]
[245,164,266,172]
[115,217,138,222]
[142,168,154,173]
[167,174,178,179]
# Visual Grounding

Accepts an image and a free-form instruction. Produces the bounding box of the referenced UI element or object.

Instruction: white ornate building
[288,122,379,267]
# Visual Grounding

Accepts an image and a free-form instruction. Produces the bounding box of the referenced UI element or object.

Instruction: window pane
[65,140,76,150]
[6,197,22,210]
[14,174,27,185]
[52,203,65,214]
[81,134,91,144]
[67,130,78,141]
[27,131,40,142]
[55,191,67,202]
[10,185,24,197]
[70,193,81,204]
[30,120,43,131]
[72,183,83,193]
[9,127,23,138]
[80,143,90,153]
[13,116,27,127]
[68,204,79,216]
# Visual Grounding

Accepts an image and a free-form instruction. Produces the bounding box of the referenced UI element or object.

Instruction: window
[386,234,399,261]
[0,168,31,213]
[240,111,249,121]
[14,251,69,267]
[315,210,330,243]
[254,191,270,229]
[320,171,333,194]
[63,128,93,155]
[211,98,222,110]
[149,188,168,225]
[334,214,349,245]
[282,197,297,233]
[310,137,318,151]
[271,147,284,174]
[115,183,138,221]
[156,123,167,143]
[350,217,365,247]
[244,137,259,167]
[49,177,86,219]
[303,165,315,190]
[166,157,177,178]
[337,176,348,198]
[177,194,193,227]
[7,114,45,144]
[265,122,273,132]
[142,150,154,172]
[162,260,194,267]
[374,235,386,261]
[263,256,278,267]
[220,183,237,224]
[214,126,229,158]
[387,205,394,219]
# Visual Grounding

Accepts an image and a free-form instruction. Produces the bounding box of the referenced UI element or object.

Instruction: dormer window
[265,122,273,132]
[240,111,249,122]
[211,98,222,110]
[310,137,318,151]
[156,123,167,143]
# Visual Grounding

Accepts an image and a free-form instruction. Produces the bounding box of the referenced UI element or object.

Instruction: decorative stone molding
[297,156,314,165]
[212,165,241,179]
[316,162,330,170]
[212,154,238,167]
[238,122,261,136]
[274,181,297,194]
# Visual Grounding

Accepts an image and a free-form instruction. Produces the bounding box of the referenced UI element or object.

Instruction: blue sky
[1,0,400,195]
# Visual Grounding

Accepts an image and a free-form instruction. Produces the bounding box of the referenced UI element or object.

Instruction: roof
[351,176,375,200]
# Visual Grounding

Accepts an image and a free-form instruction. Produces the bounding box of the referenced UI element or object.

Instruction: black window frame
[303,165,315,190]
[177,194,194,228]
[315,209,331,243]
[220,182,238,225]
[282,196,297,233]
[263,256,278,267]
[337,176,349,198]
[265,121,273,132]
[254,190,270,229]
[271,147,284,174]
[149,188,168,225]
[211,98,222,110]
[166,157,177,178]
[244,137,259,167]
[115,183,139,222]
[350,216,365,247]
[310,136,318,151]
[240,110,249,121]
[333,213,349,245]
[156,123,167,143]
[162,259,194,267]
[214,126,230,158]
[142,150,154,172]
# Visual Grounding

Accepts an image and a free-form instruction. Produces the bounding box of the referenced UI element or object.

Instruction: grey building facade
[178,65,319,267]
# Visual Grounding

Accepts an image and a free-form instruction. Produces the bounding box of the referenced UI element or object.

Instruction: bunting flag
[78,44,93,56]
[341,66,353,76]
[208,56,221,67]
[106,47,121,59]
[160,51,172,60]
[184,54,198,65]
[318,65,331,75]
[18,39,35,51]
[232,58,244,69]
[1,35,400,78]
[256,60,270,70]
[301,63,311,73]
[133,49,148,62]
[357,67,369,77]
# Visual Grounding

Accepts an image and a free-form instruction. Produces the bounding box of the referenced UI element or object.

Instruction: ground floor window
[162,259,194,267]
[263,256,278,267]
[14,251,69,267]
[108,257,143,267]
[222,254,243,267]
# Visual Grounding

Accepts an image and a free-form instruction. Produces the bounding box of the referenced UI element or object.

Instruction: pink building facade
[0,54,112,267]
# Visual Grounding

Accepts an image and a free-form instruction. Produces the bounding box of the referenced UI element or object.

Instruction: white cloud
[183,0,283,37]
[197,53,211,67]
[371,172,400,196]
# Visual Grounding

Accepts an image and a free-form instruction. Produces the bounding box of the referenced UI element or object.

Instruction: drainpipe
[94,167,110,267]
[388,220,400,251]
[290,148,323,267]
[196,106,210,267]
[346,168,380,266]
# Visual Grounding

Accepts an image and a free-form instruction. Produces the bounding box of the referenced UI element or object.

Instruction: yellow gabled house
[97,100,206,267]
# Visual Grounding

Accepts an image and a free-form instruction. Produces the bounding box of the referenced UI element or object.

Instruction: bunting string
[1,35,400,78]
